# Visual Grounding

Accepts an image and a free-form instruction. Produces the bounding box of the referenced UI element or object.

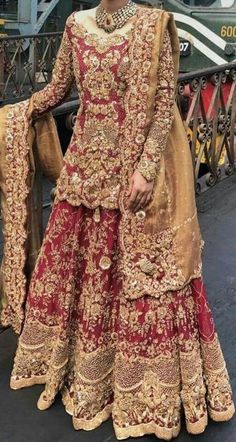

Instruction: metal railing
[0,31,236,192]
[177,63,236,192]
[0,32,77,104]
[0,32,61,101]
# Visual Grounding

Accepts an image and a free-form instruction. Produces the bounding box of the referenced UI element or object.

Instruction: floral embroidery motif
[70,17,133,54]
[31,24,75,118]
[118,210,179,300]
[0,100,31,333]
[138,257,160,275]
[137,31,175,182]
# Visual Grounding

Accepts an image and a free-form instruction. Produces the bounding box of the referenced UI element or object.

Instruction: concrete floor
[1,176,236,442]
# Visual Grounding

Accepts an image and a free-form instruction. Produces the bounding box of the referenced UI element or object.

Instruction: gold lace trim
[208,403,235,422]
[72,404,112,431]
[113,421,181,441]
[10,375,46,390]
[185,413,208,435]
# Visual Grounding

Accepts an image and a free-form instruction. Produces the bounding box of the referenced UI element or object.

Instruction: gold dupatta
[119,8,203,300]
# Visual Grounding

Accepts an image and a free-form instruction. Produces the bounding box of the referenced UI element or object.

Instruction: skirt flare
[10,200,235,440]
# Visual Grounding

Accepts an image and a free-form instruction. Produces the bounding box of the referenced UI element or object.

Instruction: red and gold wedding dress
[8,7,234,440]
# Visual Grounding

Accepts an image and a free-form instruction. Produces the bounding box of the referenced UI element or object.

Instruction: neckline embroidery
[71,9,139,42]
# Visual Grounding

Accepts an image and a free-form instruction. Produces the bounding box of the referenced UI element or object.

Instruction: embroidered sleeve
[137,30,175,182]
[30,21,74,118]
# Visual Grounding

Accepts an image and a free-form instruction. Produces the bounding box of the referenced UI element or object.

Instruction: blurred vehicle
[164,0,236,71]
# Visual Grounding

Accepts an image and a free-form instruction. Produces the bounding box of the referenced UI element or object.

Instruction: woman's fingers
[131,191,150,212]
[140,193,150,209]
[132,193,143,212]
[133,193,146,212]
[128,187,139,211]
[127,170,155,212]
[130,190,153,213]
[145,191,153,206]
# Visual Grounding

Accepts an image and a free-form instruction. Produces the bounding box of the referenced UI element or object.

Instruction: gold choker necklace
[95,0,137,33]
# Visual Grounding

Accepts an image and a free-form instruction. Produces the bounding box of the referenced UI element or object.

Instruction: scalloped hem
[186,412,208,434]
[72,404,112,431]
[62,386,112,429]
[10,375,46,390]
[113,422,181,441]
[209,403,235,422]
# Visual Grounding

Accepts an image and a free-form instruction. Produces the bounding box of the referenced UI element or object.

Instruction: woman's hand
[127,170,154,213]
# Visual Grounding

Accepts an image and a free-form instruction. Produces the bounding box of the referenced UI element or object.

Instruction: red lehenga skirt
[10,200,234,440]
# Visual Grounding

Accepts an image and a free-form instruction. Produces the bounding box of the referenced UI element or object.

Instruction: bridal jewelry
[95,0,137,33]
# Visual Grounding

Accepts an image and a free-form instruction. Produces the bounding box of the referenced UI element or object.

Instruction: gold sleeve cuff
[137,158,157,182]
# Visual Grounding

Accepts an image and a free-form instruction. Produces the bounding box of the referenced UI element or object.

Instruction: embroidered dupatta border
[0,100,31,333]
